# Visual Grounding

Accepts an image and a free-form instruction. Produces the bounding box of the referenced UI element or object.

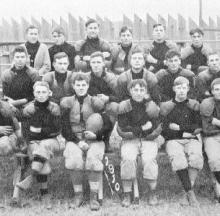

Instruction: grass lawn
[0,130,219,216]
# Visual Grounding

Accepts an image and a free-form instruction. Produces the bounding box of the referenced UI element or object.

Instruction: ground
[0,130,220,216]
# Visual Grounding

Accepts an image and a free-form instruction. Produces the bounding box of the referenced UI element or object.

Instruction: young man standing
[200,78,220,202]
[74,19,112,72]
[43,52,74,104]
[117,48,160,104]
[60,73,107,211]
[145,24,177,73]
[181,28,212,74]
[111,26,139,75]
[160,76,203,206]
[117,79,162,207]
[49,26,76,71]
[156,50,195,102]
[22,25,51,76]
[196,52,220,101]
[15,81,61,209]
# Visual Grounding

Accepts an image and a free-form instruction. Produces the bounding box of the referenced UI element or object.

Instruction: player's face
[52,32,65,45]
[208,54,220,72]
[130,53,145,70]
[212,84,220,100]
[130,84,147,102]
[166,56,181,72]
[120,30,133,47]
[191,32,203,47]
[90,56,105,77]
[34,86,50,103]
[153,25,165,41]
[73,80,89,97]
[173,83,189,101]
[53,57,69,73]
[86,23,99,39]
[26,28,39,44]
[13,52,27,69]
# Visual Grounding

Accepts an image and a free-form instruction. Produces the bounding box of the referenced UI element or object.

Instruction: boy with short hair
[49,26,76,71]
[117,79,162,207]
[156,49,195,102]
[160,76,203,206]
[22,25,51,76]
[74,19,112,72]
[60,72,107,211]
[181,28,212,74]
[43,52,74,104]
[15,81,61,209]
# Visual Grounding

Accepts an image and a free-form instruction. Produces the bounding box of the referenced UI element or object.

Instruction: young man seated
[15,81,61,209]
[195,52,220,102]
[60,72,108,211]
[200,78,220,202]
[43,52,74,104]
[2,46,40,111]
[156,50,195,102]
[160,76,203,206]
[117,47,160,104]
[117,79,162,207]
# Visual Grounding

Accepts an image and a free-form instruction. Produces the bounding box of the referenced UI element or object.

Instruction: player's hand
[83,55,91,61]
[204,91,211,96]
[97,94,109,103]
[78,141,89,151]
[169,123,180,131]
[30,126,41,133]
[142,121,152,131]
[102,52,110,58]
[212,117,219,126]
[186,64,192,70]
[182,132,194,138]
[146,54,157,64]
[0,126,13,135]
[84,131,97,140]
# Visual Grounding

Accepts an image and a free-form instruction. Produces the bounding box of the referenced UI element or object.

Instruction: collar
[25,41,40,48]
[173,98,189,105]
[11,65,28,74]
[34,100,50,109]
[75,94,88,104]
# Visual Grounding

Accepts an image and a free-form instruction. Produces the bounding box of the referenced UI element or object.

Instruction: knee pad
[31,155,46,173]
[143,159,158,180]
[121,159,137,180]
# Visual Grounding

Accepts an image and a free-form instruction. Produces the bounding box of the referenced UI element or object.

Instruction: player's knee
[142,159,158,180]
[188,153,204,170]
[0,137,12,156]
[121,159,137,180]
[65,156,84,170]
[170,154,188,171]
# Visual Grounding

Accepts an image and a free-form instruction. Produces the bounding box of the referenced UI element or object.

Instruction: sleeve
[61,107,80,143]
[116,76,129,101]
[68,45,76,70]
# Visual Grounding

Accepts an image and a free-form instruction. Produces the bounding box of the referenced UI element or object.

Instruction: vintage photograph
[0,0,220,215]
